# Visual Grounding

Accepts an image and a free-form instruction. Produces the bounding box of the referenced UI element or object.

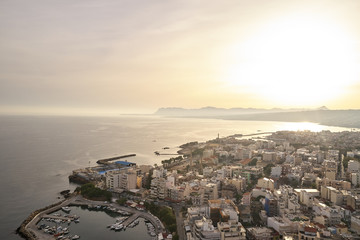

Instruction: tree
[145,204,177,235]
[235,193,243,204]
[248,158,258,166]
[117,197,127,206]
[289,179,299,188]
[263,164,275,177]
[80,183,112,201]
[145,169,153,189]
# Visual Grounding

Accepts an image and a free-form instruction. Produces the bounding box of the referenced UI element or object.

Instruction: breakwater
[96,154,136,164]
[16,198,68,240]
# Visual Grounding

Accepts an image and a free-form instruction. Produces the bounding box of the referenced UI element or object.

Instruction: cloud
[1,0,360,114]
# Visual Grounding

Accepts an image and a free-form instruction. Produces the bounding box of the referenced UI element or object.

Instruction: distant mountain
[318,106,329,110]
[222,109,360,128]
[155,107,314,117]
[154,107,360,129]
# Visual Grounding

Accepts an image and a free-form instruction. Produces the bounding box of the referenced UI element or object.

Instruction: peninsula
[155,107,360,129]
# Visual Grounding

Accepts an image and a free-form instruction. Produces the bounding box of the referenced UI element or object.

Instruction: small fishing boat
[61,207,71,213]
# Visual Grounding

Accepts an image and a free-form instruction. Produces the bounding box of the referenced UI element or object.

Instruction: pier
[121,212,140,227]
[241,132,273,136]
[96,154,136,164]
[229,132,273,138]
[42,214,73,222]
[154,151,180,156]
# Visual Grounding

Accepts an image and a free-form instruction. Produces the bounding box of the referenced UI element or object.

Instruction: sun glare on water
[224,14,359,107]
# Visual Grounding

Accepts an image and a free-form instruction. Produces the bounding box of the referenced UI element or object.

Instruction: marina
[35,204,156,240]
[20,195,165,240]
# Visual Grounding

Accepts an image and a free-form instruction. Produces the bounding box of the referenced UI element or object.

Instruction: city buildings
[76,130,360,239]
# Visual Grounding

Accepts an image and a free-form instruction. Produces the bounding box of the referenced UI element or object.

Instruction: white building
[217,220,246,240]
[256,178,275,191]
[166,176,175,188]
[351,172,360,186]
[150,177,166,199]
[152,168,167,178]
[193,217,220,240]
[267,216,298,234]
[294,189,319,207]
[348,160,360,173]
[105,169,137,190]
[247,227,274,240]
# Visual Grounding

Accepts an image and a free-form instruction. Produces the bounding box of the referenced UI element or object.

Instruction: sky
[1,0,360,115]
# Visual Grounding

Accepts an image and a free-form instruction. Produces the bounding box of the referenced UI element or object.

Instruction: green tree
[248,158,258,166]
[145,169,153,189]
[263,164,275,177]
[80,183,112,201]
[145,204,177,235]
[117,197,127,206]
[289,179,299,188]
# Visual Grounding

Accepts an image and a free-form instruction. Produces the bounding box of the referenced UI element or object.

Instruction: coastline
[7,116,358,240]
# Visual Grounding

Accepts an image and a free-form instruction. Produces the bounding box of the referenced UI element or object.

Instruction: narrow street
[173,205,185,240]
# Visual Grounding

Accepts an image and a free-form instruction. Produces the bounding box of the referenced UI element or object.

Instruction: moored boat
[62,206,71,213]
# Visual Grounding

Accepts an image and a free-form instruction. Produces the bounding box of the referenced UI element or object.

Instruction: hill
[155,107,360,129]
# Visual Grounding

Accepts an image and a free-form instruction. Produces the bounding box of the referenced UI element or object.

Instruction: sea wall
[16,199,67,240]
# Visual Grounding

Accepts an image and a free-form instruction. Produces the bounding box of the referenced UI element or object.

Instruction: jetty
[154,151,180,156]
[42,214,73,222]
[228,132,273,138]
[96,154,136,164]
[122,213,140,227]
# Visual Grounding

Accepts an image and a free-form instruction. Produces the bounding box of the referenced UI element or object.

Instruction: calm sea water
[0,115,352,239]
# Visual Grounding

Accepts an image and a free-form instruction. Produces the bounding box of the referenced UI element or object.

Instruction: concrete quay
[121,212,140,227]
[41,214,73,222]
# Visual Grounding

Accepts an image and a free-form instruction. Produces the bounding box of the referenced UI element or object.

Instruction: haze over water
[0,115,354,240]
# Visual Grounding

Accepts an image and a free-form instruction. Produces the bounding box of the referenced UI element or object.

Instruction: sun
[223,14,359,107]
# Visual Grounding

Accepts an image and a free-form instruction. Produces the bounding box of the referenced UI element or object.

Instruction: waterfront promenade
[23,194,165,240]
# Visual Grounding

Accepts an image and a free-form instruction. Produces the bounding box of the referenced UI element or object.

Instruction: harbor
[20,194,165,240]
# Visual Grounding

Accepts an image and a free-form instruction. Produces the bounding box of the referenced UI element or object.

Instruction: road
[173,205,185,240]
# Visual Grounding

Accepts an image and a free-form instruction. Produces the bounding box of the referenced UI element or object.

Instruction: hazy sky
[1,0,360,115]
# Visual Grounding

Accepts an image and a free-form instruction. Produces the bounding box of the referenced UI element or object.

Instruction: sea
[0,114,354,240]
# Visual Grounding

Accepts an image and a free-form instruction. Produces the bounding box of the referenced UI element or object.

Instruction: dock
[42,214,73,221]
[96,154,136,164]
[229,132,273,138]
[241,132,273,137]
[154,151,180,156]
[121,212,140,227]
[155,153,180,156]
